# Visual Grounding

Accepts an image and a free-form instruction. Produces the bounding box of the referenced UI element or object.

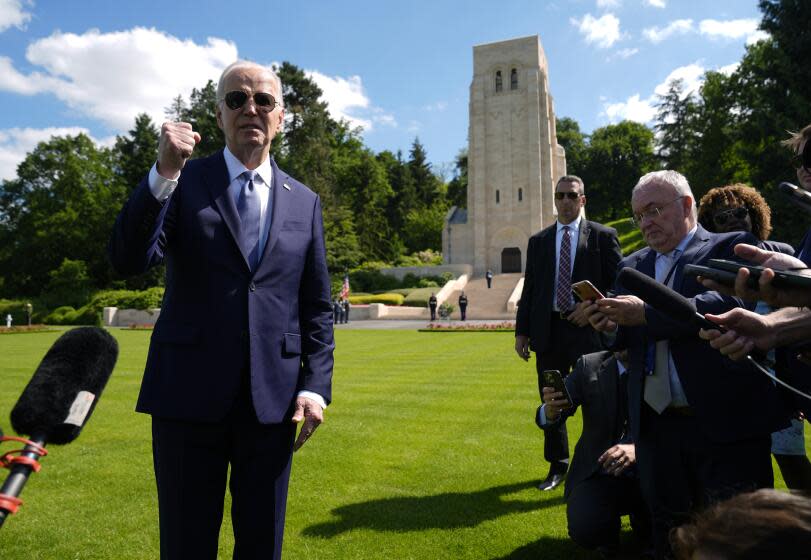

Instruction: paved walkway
[446,273,522,320]
[334,319,516,330]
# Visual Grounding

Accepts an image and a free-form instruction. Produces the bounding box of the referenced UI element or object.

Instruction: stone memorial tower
[443,35,566,275]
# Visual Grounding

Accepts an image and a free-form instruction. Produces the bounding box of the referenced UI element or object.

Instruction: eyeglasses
[790,142,811,171]
[630,196,684,228]
[221,91,279,112]
[554,192,582,200]
[713,206,749,226]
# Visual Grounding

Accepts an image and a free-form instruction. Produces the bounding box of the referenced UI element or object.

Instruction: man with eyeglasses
[110,60,333,560]
[516,175,622,492]
[584,170,787,559]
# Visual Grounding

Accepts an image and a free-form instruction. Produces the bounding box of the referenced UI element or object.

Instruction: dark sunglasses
[713,206,748,226]
[222,91,278,111]
[554,192,582,200]
[790,140,811,171]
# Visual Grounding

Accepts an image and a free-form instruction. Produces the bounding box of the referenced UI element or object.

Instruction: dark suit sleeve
[109,176,175,275]
[297,195,335,403]
[600,227,622,292]
[535,355,585,430]
[516,236,535,337]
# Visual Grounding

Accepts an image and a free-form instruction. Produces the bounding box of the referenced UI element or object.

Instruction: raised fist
[157,122,201,179]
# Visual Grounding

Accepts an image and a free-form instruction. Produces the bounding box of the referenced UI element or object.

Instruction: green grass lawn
[0,329,799,559]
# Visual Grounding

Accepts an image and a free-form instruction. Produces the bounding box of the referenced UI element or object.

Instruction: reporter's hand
[567,299,592,327]
[698,307,775,361]
[291,396,323,451]
[595,295,646,326]
[584,301,617,332]
[598,444,635,476]
[515,335,530,361]
[157,121,201,179]
[542,386,569,421]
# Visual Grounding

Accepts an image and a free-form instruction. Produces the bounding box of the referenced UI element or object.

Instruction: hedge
[403,288,438,307]
[348,293,405,306]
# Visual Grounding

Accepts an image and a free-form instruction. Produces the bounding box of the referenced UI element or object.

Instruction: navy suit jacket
[614,226,787,443]
[516,220,622,353]
[109,152,334,424]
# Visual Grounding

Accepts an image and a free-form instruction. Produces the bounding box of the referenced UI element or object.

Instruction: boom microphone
[778,182,811,215]
[0,327,118,527]
[617,267,712,330]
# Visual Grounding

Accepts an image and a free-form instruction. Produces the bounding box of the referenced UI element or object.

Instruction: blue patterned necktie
[237,170,261,269]
[556,226,573,312]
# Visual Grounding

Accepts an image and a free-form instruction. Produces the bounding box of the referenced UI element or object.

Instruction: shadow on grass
[303,480,563,537]
[493,530,649,560]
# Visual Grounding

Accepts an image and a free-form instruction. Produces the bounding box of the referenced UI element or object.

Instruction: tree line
[0,0,807,301]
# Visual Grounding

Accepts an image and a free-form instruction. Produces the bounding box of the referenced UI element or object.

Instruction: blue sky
[0,0,765,181]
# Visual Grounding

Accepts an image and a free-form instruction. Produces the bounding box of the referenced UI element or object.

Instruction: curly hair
[697,183,772,240]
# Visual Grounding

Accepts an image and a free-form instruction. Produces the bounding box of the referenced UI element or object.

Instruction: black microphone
[778,182,811,214]
[0,327,118,527]
[618,267,713,330]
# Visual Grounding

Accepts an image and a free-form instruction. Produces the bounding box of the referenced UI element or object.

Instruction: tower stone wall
[443,35,566,276]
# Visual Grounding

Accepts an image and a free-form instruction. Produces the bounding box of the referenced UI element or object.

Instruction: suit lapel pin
[283,183,291,191]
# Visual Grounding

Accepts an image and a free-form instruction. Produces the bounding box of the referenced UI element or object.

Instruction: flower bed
[419,321,515,332]
[0,325,51,334]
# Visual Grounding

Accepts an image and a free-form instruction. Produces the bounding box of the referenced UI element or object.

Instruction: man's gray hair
[216,60,284,109]
[632,170,697,220]
[556,174,585,193]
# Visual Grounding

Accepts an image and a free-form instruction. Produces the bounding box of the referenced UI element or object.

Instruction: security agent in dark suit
[110,61,333,560]
[537,350,650,556]
[516,175,622,491]
[586,170,788,560]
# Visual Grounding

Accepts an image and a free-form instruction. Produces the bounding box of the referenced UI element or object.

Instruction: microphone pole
[0,434,47,528]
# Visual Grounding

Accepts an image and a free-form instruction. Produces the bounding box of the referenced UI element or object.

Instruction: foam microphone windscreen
[618,267,700,326]
[10,327,118,445]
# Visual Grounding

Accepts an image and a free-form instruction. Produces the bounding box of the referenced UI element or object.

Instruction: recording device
[683,259,811,291]
[541,370,572,408]
[618,267,811,402]
[572,280,604,302]
[0,327,118,528]
[778,182,811,214]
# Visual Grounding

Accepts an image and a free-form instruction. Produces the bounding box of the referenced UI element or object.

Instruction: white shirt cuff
[297,391,327,409]
[538,404,549,426]
[148,162,178,202]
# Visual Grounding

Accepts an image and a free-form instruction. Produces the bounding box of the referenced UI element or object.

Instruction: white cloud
[600,62,710,124]
[0,27,237,130]
[607,47,639,62]
[644,0,665,7]
[423,101,448,112]
[602,94,658,124]
[0,0,32,33]
[698,18,767,44]
[0,126,107,181]
[570,13,624,49]
[643,19,694,43]
[717,62,739,76]
[596,0,621,9]
[307,71,372,130]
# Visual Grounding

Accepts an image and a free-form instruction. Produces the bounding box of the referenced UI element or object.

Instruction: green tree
[555,117,588,176]
[114,113,159,190]
[0,134,125,296]
[446,149,468,209]
[582,121,657,222]
[42,258,91,308]
[408,138,443,207]
[654,79,698,172]
[180,80,223,158]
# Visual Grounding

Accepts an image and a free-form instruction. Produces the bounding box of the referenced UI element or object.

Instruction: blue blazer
[110,152,334,424]
[614,226,787,443]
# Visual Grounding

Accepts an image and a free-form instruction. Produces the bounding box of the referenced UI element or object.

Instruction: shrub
[43,306,76,324]
[348,293,405,306]
[42,259,92,309]
[88,288,164,311]
[404,288,437,307]
[0,299,32,326]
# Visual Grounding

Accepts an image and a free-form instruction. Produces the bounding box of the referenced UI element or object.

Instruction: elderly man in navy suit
[585,170,787,559]
[110,60,334,560]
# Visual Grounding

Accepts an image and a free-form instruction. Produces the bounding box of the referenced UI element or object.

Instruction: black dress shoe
[537,471,565,491]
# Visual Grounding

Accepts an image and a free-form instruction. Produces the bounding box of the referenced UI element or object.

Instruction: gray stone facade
[443,35,566,275]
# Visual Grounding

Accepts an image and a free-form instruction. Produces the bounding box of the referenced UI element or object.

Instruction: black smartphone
[707,259,811,290]
[572,280,604,302]
[541,370,572,408]
[683,263,756,288]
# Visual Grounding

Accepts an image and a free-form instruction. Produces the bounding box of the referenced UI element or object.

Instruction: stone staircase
[445,273,522,320]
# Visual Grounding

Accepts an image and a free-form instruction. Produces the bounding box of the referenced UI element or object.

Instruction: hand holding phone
[572,280,604,302]
[541,370,572,420]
